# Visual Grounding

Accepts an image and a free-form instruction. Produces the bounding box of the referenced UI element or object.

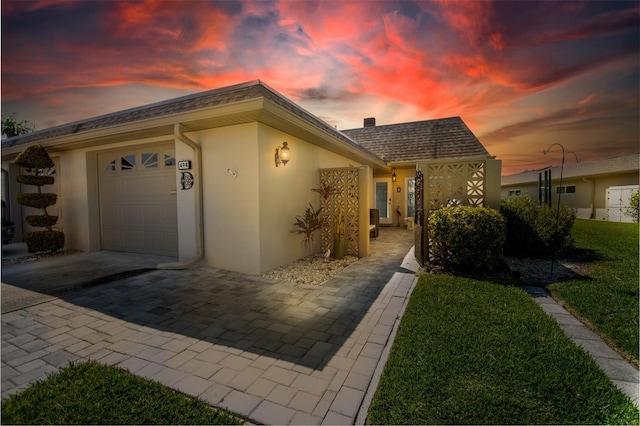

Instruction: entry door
[374,178,392,225]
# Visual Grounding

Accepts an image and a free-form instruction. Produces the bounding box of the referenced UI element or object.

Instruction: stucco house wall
[2,80,501,275]
[501,154,639,220]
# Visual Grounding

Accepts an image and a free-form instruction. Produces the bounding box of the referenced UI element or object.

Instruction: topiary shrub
[500,195,575,257]
[22,231,65,253]
[428,206,506,274]
[14,144,64,253]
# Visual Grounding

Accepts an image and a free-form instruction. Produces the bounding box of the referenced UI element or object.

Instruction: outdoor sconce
[275,142,290,167]
[392,168,397,182]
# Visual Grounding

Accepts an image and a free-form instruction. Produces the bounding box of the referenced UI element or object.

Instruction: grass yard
[367,275,639,425]
[1,361,245,425]
[549,219,639,364]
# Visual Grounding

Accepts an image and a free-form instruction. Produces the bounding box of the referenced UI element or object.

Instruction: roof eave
[1,97,267,161]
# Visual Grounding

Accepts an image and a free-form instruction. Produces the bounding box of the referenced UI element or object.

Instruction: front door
[374,178,392,225]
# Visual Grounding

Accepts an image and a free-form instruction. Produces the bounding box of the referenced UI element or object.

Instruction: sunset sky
[2,0,638,175]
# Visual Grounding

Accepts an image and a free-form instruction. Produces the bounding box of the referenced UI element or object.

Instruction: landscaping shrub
[627,190,639,223]
[25,215,59,228]
[16,193,57,209]
[500,195,575,257]
[428,206,506,273]
[14,144,64,253]
[22,231,65,253]
[16,174,55,186]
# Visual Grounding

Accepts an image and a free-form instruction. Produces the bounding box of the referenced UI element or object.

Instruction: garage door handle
[169,190,177,195]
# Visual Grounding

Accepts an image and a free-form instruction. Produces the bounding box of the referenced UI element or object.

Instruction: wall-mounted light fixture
[392,168,397,182]
[275,142,290,167]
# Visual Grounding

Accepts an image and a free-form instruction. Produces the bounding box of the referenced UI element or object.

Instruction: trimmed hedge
[16,175,55,187]
[16,193,57,209]
[428,206,506,273]
[14,144,54,169]
[26,215,59,228]
[23,231,65,253]
[500,195,575,257]
[15,143,64,253]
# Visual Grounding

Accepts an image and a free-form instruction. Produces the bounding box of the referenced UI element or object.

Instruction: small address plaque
[178,160,192,170]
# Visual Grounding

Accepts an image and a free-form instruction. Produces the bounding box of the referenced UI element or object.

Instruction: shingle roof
[501,153,640,185]
[1,80,381,163]
[2,81,262,148]
[342,117,491,164]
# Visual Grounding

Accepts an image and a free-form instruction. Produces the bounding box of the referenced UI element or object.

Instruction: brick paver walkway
[2,228,417,424]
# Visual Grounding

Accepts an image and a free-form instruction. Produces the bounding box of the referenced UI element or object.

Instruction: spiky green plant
[292,203,326,256]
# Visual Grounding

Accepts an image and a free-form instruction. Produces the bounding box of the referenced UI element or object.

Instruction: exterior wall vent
[364,117,376,127]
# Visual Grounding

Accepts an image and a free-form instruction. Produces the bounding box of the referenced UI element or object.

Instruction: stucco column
[358,165,372,257]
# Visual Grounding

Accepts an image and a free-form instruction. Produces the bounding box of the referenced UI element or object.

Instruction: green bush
[16,175,55,187]
[428,206,506,273]
[14,144,54,169]
[26,215,59,228]
[23,231,65,253]
[14,143,64,253]
[500,195,575,257]
[16,193,57,209]
[626,190,639,223]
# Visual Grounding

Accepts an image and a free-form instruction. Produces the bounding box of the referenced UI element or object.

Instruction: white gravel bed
[262,255,358,285]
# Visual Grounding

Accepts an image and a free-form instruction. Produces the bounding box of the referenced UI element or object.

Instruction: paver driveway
[2,228,417,425]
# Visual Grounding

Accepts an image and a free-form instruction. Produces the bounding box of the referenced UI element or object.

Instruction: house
[344,117,502,228]
[1,80,501,275]
[501,153,639,221]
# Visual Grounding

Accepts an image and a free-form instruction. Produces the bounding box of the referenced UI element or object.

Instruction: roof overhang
[1,95,389,173]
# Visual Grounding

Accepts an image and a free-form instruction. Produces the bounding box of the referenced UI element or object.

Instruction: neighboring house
[1,80,501,275]
[501,153,639,222]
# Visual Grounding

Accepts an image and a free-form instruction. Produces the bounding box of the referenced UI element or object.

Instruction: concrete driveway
[1,244,174,312]
[2,228,418,424]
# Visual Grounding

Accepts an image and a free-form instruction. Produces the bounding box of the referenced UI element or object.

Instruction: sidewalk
[524,286,639,406]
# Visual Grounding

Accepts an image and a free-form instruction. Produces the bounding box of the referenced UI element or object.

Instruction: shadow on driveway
[5,228,414,370]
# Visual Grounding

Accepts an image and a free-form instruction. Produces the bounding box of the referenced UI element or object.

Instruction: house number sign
[181,172,194,190]
[178,160,192,170]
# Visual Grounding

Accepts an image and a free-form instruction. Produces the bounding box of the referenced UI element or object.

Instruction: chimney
[364,117,376,127]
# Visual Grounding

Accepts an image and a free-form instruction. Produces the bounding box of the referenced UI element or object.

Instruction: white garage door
[98,143,178,256]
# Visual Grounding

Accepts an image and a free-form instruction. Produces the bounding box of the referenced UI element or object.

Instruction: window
[142,153,158,168]
[164,154,176,167]
[509,189,522,197]
[556,185,576,194]
[407,178,416,218]
[121,154,136,171]
[104,159,116,172]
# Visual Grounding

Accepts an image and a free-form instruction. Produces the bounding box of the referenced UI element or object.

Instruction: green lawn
[367,275,639,425]
[549,219,639,364]
[1,361,245,425]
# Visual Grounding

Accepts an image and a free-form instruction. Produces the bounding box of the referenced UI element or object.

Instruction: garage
[98,143,178,256]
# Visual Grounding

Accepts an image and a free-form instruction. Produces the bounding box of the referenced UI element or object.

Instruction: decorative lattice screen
[319,168,359,256]
[425,161,485,209]
[415,160,487,266]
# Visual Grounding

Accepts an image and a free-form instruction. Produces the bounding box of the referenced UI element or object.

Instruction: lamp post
[543,143,579,279]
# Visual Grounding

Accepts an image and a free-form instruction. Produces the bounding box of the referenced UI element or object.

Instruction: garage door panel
[98,144,178,256]
[141,203,174,225]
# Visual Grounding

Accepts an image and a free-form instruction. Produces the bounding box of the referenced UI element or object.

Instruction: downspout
[157,123,204,269]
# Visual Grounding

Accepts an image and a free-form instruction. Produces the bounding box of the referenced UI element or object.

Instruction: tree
[2,113,35,138]
[14,144,65,252]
